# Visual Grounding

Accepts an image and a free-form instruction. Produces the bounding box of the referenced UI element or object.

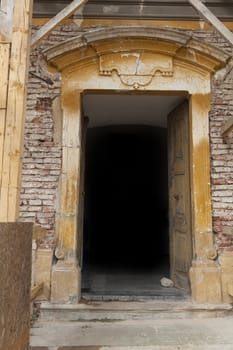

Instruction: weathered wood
[31,282,44,301]
[0,222,33,350]
[0,0,11,13]
[188,0,233,46]
[0,109,6,190]
[31,0,88,48]
[0,43,10,108]
[0,0,14,41]
[221,116,233,138]
[0,43,10,211]
[0,13,7,40]
[0,0,33,222]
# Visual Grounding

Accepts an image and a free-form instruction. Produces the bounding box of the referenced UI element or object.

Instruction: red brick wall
[20,69,61,247]
[20,25,233,254]
[210,69,233,254]
[19,24,81,248]
[193,30,233,254]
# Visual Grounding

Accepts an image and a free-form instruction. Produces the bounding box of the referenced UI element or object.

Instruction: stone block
[51,261,81,303]
[190,262,222,304]
[219,252,233,303]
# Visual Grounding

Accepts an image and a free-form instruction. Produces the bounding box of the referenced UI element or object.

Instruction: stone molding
[45,26,229,78]
[43,26,231,304]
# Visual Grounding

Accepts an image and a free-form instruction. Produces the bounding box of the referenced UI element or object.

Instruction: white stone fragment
[160,277,174,288]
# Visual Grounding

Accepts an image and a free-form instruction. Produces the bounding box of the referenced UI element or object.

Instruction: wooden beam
[0,43,10,109]
[0,0,14,41]
[0,0,33,222]
[0,109,7,191]
[221,116,233,138]
[0,43,10,191]
[31,0,88,48]
[0,0,10,13]
[188,0,233,47]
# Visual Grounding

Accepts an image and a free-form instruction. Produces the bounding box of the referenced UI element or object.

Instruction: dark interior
[82,125,169,282]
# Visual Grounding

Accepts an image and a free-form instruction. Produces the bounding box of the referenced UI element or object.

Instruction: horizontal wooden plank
[221,116,233,138]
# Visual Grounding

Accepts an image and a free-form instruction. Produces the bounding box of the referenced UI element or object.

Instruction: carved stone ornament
[99,51,173,89]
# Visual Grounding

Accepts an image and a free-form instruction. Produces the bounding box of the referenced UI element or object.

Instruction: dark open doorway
[81,92,188,299]
[82,125,171,297]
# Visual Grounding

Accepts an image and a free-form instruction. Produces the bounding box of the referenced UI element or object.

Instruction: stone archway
[44,26,229,304]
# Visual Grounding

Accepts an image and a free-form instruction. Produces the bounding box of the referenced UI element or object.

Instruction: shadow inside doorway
[82,125,188,300]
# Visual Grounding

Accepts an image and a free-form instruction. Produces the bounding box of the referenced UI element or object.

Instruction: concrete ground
[30,314,233,350]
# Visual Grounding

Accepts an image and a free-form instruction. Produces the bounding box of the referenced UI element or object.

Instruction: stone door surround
[44,26,229,304]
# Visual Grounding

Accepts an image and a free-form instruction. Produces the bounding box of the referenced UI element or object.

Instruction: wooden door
[168,100,192,291]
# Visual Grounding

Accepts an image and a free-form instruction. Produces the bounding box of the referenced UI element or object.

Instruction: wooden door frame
[45,26,229,304]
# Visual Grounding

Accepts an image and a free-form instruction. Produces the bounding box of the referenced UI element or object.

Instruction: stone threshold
[38,300,233,322]
[30,346,233,350]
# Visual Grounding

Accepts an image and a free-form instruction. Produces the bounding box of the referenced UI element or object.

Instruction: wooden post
[0,0,14,41]
[0,43,10,194]
[0,0,33,222]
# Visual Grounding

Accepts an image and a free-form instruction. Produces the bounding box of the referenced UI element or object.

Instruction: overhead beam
[188,0,233,47]
[31,0,88,48]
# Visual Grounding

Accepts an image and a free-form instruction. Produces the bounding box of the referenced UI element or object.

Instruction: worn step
[29,346,233,350]
[39,300,233,322]
[30,317,233,349]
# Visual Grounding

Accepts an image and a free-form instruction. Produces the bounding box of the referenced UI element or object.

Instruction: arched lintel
[44,26,230,75]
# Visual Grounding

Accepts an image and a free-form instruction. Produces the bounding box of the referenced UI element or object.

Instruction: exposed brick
[36,97,52,112]
[19,25,233,256]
